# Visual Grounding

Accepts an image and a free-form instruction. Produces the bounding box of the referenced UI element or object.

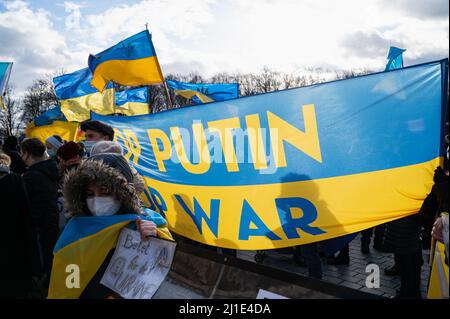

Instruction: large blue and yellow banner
[92,60,448,250]
[54,68,115,122]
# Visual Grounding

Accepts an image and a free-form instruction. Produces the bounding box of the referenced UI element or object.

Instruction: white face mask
[86,196,121,216]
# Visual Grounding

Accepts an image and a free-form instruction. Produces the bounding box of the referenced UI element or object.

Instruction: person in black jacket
[382,167,448,299]
[20,138,60,281]
[0,151,39,298]
[2,136,27,174]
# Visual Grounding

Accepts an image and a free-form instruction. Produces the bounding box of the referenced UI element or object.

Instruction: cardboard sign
[100,228,176,299]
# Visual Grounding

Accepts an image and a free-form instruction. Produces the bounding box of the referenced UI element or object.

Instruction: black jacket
[23,159,60,273]
[0,172,40,298]
[382,213,423,254]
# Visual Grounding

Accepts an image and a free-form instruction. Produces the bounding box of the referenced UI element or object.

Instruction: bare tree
[21,73,59,125]
[0,86,23,138]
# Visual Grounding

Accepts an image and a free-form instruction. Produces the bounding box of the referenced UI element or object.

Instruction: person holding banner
[56,154,171,298]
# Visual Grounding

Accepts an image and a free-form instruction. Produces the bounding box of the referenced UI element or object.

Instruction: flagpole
[145,23,173,110]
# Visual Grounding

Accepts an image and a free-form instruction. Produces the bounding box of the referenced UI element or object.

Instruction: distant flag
[115,87,149,116]
[88,30,164,92]
[26,105,80,143]
[385,46,406,71]
[34,105,67,126]
[166,80,239,105]
[53,68,115,122]
[0,62,13,110]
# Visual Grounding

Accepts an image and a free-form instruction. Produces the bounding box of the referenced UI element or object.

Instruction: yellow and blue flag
[25,105,80,143]
[167,80,239,105]
[88,30,164,92]
[48,211,173,299]
[54,68,115,122]
[115,87,148,116]
[385,46,406,71]
[0,62,13,110]
[92,59,448,250]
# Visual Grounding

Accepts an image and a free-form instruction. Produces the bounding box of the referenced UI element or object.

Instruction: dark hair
[3,136,19,150]
[52,135,64,144]
[80,120,114,141]
[20,138,46,158]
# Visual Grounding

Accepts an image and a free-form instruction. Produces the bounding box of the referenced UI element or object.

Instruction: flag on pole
[53,68,115,122]
[385,46,406,71]
[0,62,13,110]
[167,80,239,105]
[88,30,165,92]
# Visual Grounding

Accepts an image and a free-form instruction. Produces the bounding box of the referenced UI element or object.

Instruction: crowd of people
[0,119,448,299]
[0,120,162,299]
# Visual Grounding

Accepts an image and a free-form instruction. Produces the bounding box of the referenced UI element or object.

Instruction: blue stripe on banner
[93,60,446,186]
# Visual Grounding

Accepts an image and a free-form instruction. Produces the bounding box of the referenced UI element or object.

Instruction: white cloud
[0,0,448,95]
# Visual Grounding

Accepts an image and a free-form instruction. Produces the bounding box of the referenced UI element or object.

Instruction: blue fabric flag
[385,46,406,71]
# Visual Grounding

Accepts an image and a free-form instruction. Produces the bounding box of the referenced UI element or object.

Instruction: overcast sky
[0,0,448,94]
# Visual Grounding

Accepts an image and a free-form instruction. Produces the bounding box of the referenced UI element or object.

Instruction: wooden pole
[163,81,174,110]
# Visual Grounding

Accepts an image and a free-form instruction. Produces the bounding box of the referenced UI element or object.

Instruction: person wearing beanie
[90,141,145,195]
[57,141,82,177]
[45,135,64,161]
[91,140,124,156]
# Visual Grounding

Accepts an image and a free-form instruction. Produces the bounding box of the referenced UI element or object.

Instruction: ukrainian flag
[0,62,13,110]
[115,87,149,116]
[166,80,238,105]
[385,46,406,71]
[88,30,164,93]
[25,106,80,143]
[48,211,173,299]
[53,68,115,122]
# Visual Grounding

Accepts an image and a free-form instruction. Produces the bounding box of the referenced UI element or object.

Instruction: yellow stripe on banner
[60,88,115,122]
[47,220,130,299]
[91,57,164,92]
[25,121,80,143]
[115,102,149,116]
[144,157,440,250]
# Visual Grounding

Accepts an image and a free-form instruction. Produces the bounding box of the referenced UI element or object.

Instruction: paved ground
[236,234,431,298]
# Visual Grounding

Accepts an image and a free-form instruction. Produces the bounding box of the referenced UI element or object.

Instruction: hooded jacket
[62,158,141,217]
[61,159,148,299]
